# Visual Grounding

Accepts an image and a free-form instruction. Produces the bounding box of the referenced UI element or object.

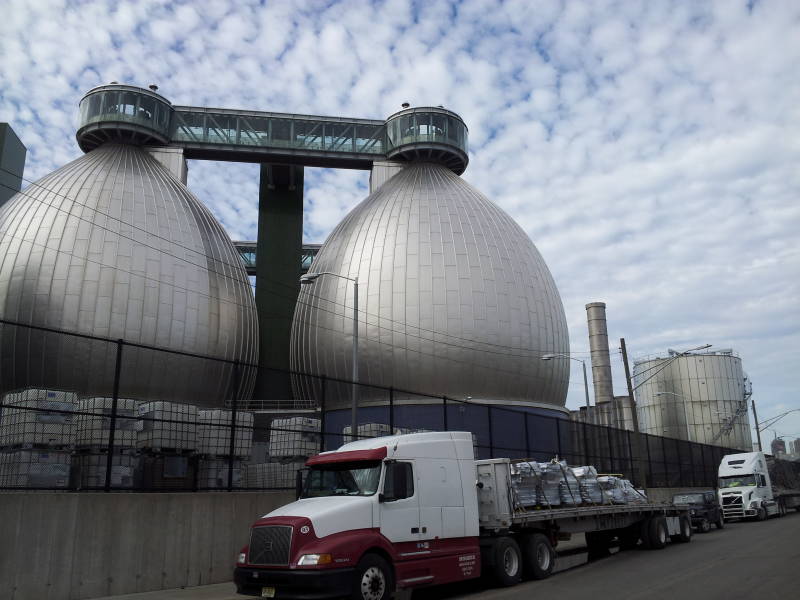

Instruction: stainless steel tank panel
[633,353,752,450]
[0,143,258,404]
[290,162,570,406]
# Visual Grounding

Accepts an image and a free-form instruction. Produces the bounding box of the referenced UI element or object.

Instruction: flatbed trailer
[235,432,693,599]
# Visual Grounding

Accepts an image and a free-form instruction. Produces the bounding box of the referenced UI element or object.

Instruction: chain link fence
[0,317,742,492]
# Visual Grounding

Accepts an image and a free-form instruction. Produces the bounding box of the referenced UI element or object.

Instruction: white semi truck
[718,451,800,520]
[234,431,692,600]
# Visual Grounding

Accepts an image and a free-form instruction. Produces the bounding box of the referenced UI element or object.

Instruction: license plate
[261,587,275,598]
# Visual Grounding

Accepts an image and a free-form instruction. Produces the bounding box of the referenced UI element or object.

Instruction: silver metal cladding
[0,143,258,404]
[290,162,570,407]
[633,352,753,450]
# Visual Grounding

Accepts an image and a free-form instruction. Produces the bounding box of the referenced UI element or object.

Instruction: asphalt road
[411,511,800,600]
[95,511,799,600]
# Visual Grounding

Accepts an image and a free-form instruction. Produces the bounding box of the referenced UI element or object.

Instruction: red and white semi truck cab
[234,431,480,599]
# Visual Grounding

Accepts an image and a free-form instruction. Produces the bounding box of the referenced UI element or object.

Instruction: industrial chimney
[586,302,616,426]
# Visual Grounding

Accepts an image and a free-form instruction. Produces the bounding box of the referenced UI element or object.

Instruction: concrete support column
[0,123,26,208]
[253,164,304,400]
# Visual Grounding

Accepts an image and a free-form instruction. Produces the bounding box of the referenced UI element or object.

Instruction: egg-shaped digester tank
[290,162,570,410]
[633,350,752,450]
[0,143,258,404]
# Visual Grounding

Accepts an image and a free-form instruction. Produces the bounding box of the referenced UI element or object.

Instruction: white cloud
[1,0,798,442]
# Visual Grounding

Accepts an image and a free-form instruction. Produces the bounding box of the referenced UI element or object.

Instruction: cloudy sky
[2,0,798,447]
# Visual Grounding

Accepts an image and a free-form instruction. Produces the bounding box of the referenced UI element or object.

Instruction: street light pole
[542,353,592,425]
[301,271,360,439]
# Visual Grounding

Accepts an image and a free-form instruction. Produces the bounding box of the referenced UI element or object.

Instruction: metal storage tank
[632,350,752,450]
[290,160,571,439]
[0,143,258,404]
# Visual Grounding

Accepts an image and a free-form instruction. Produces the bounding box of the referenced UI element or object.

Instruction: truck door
[379,460,420,543]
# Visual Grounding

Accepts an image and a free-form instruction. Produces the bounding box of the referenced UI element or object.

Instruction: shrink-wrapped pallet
[510,461,543,508]
[76,397,138,447]
[136,402,197,451]
[197,410,253,457]
[557,462,581,506]
[198,457,243,489]
[0,389,77,447]
[269,417,319,458]
[572,465,606,504]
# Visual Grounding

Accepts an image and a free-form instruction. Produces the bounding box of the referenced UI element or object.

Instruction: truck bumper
[234,566,354,599]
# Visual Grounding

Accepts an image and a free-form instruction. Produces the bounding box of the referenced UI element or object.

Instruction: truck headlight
[297,554,332,566]
[237,553,247,565]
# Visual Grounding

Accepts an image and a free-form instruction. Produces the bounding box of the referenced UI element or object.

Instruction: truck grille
[722,495,742,506]
[249,525,292,566]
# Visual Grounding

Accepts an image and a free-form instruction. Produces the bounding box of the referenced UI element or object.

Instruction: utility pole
[620,337,641,435]
[751,398,762,452]
[620,337,646,488]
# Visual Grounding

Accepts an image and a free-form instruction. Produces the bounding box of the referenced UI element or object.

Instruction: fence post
[524,413,531,458]
[644,433,652,488]
[104,339,124,493]
[228,361,241,492]
[556,418,563,458]
[442,396,448,431]
[388,387,394,433]
[319,376,327,453]
[626,430,634,483]
[487,405,494,459]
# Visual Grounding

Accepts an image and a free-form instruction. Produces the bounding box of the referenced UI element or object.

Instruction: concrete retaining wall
[0,491,294,600]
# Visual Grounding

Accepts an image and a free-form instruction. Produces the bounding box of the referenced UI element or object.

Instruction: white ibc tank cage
[633,350,752,450]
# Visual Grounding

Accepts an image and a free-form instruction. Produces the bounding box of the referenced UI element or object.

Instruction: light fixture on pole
[541,353,592,425]
[300,271,359,439]
[655,391,692,442]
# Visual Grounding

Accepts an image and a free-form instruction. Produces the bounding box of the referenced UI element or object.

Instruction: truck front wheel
[489,537,522,586]
[756,506,767,521]
[352,554,393,600]
[521,533,555,580]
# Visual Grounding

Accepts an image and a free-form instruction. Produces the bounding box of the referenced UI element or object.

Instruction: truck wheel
[648,517,668,550]
[698,518,711,533]
[490,537,522,586]
[585,530,612,560]
[521,533,555,580]
[352,554,393,600]
[673,515,692,543]
[756,507,767,521]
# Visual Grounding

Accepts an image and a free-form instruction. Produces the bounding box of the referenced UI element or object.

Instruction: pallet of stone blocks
[136,402,197,451]
[269,417,319,458]
[0,388,77,447]
[75,397,139,447]
[245,460,305,489]
[72,450,136,489]
[197,410,253,457]
[199,457,243,489]
[0,449,72,488]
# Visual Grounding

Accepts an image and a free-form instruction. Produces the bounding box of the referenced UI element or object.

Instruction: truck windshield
[673,493,705,504]
[301,461,382,498]
[718,474,757,488]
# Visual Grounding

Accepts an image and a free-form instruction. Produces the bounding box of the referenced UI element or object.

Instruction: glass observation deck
[234,241,321,276]
[77,85,468,174]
